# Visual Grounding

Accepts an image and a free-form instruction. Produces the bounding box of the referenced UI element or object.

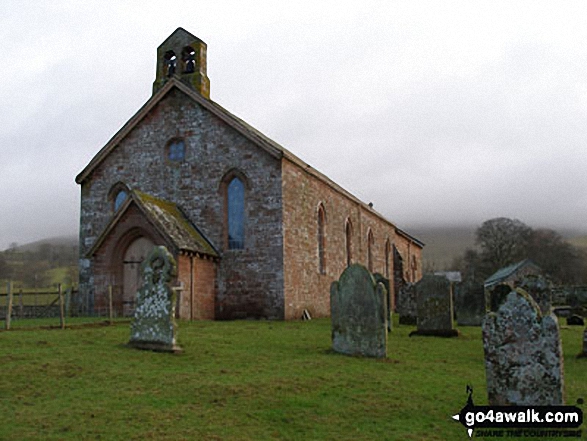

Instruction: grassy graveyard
[0,317,585,440]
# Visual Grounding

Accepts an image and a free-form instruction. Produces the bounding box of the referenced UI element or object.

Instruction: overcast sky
[2,1,587,250]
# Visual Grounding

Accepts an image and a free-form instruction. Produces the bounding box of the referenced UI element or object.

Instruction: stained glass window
[227,177,245,249]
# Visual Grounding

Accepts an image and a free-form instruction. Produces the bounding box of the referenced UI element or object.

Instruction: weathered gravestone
[567,315,585,326]
[454,278,485,326]
[397,283,417,325]
[373,273,392,332]
[483,288,564,405]
[410,274,458,337]
[330,264,387,358]
[128,246,182,353]
[518,274,552,316]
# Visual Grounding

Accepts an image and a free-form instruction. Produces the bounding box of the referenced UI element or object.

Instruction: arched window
[182,46,196,73]
[385,239,391,279]
[114,190,128,211]
[227,177,245,249]
[317,204,326,274]
[166,138,185,161]
[345,219,353,267]
[367,229,374,273]
[164,50,177,77]
[109,182,129,212]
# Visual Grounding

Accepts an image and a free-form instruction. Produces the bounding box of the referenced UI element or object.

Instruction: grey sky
[2,1,587,250]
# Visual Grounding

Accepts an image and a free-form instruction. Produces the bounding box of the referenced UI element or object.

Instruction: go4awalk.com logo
[451,386,583,438]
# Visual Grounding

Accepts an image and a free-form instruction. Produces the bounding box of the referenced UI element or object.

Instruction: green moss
[134,191,217,257]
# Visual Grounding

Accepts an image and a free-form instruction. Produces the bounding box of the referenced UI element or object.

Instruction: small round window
[167,139,185,161]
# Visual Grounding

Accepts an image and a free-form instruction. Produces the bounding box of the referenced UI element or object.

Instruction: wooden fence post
[5,282,13,330]
[108,285,113,324]
[58,284,65,329]
[65,288,71,318]
[18,288,23,319]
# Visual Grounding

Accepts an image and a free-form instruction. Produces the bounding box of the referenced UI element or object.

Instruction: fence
[0,283,130,330]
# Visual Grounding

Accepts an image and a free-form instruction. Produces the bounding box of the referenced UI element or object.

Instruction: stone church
[76,28,423,320]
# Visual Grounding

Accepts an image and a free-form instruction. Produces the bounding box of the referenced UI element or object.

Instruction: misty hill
[409,225,587,273]
[7,235,78,253]
[409,226,477,271]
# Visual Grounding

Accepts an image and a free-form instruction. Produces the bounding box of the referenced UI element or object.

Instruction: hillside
[9,235,78,253]
[408,226,477,271]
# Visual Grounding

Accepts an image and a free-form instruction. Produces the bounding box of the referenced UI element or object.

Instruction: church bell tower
[153,28,210,98]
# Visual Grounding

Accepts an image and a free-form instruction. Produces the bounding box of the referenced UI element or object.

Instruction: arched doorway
[122,236,155,316]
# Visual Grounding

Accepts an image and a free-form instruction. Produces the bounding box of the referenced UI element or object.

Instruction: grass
[0,318,585,441]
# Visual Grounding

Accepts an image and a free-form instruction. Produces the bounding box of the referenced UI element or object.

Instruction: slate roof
[434,271,462,283]
[87,190,218,258]
[75,78,423,248]
[484,259,541,288]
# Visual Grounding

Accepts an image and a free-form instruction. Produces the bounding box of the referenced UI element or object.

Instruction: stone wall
[79,87,284,319]
[393,234,422,284]
[282,158,407,320]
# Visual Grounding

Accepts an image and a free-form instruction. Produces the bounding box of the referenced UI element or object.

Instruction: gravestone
[518,274,552,315]
[373,273,392,332]
[486,283,512,313]
[581,328,587,357]
[330,264,387,358]
[454,279,485,326]
[483,288,564,405]
[567,314,585,326]
[128,246,182,353]
[411,274,458,337]
[397,283,417,325]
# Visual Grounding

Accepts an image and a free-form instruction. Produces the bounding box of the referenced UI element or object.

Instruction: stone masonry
[330,264,387,358]
[76,28,424,321]
[128,246,182,353]
[482,288,564,405]
[412,274,458,337]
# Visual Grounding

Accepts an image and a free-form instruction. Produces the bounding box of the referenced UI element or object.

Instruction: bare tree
[476,217,532,274]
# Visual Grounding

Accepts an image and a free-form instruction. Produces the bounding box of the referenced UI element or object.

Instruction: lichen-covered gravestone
[454,278,485,326]
[411,274,458,337]
[128,246,182,353]
[483,288,564,405]
[330,264,387,358]
[397,283,417,325]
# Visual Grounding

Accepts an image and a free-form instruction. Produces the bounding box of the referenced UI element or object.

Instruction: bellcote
[153,28,210,98]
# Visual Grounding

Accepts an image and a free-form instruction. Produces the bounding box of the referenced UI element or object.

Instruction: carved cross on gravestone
[128,246,182,353]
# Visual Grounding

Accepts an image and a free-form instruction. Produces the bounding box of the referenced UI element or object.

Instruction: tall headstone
[373,273,392,332]
[411,274,458,337]
[330,264,387,358]
[128,246,182,353]
[454,279,485,326]
[397,283,417,325]
[483,288,564,405]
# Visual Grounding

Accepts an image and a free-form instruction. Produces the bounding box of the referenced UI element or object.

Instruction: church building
[75,28,424,320]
